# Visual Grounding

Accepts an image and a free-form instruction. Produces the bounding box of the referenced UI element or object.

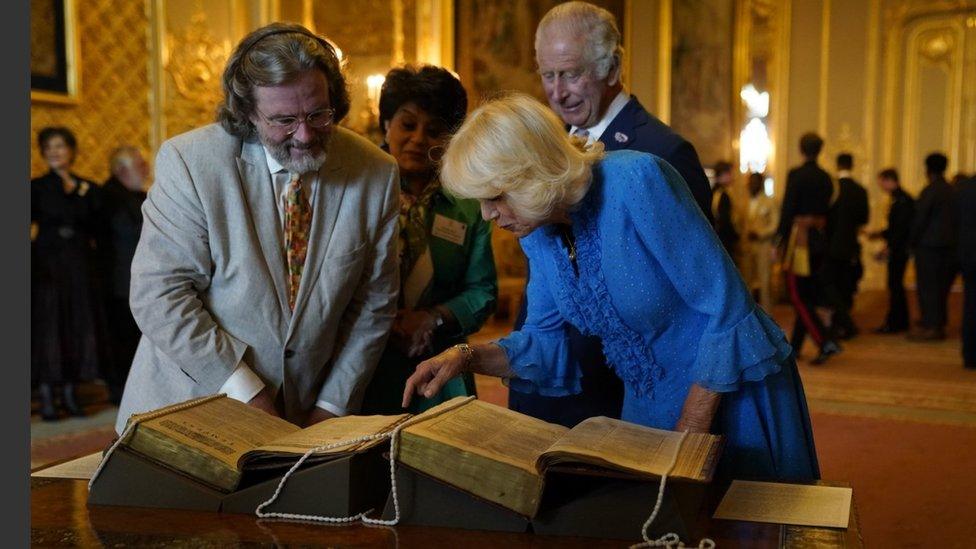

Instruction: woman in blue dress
[403,93,819,481]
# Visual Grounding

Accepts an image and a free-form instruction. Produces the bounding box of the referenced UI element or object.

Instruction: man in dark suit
[98,146,149,404]
[957,175,976,368]
[822,153,869,340]
[508,1,714,427]
[909,153,958,341]
[711,160,740,261]
[869,168,915,333]
[777,133,842,365]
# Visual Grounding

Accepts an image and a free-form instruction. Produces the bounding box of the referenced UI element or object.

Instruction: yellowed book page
[138,396,300,470]
[537,416,718,480]
[253,414,410,455]
[404,399,568,474]
[713,480,852,528]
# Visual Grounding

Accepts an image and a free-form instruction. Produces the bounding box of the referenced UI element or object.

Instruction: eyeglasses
[255,107,336,135]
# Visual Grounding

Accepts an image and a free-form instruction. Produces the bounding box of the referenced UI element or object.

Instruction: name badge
[431,214,467,246]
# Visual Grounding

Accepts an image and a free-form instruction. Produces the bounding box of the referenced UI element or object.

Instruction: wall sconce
[366,74,385,117]
[739,83,772,189]
[356,73,386,145]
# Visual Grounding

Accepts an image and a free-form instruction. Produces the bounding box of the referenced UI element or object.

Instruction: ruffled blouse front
[498,151,793,427]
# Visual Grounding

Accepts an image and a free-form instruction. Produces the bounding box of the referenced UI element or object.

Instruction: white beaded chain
[629,430,716,549]
[254,395,475,525]
[87,394,227,492]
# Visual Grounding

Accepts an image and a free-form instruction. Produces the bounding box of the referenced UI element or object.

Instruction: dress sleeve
[495,235,582,397]
[623,155,792,392]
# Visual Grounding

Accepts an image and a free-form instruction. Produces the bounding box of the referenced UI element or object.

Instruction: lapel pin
[614,132,629,143]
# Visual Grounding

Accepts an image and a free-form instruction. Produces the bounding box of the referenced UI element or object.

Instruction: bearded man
[116,23,400,433]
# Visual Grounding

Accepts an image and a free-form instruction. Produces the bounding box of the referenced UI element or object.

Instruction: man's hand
[305,406,337,426]
[247,387,278,416]
[402,345,468,407]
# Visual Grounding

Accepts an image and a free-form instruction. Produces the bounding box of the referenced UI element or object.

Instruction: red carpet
[811,411,976,547]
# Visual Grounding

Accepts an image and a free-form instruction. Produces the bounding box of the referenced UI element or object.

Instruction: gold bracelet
[455,343,475,371]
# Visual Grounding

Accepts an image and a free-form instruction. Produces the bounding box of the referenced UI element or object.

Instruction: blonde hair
[440,93,604,222]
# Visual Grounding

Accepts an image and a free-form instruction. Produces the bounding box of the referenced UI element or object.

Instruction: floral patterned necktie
[284,172,311,311]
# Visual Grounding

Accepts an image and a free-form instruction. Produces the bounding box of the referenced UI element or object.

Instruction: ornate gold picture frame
[31,0,80,104]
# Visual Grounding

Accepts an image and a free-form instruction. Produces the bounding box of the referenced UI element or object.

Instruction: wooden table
[31,475,863,548]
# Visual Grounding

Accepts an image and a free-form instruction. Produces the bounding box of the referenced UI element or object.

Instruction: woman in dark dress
[31,127,108,420]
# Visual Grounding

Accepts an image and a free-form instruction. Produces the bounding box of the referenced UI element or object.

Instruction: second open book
[119,394,722,517]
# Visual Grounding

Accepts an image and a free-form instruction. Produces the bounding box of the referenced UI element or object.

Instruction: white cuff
[314,399,347,417]
[218,362,265,403]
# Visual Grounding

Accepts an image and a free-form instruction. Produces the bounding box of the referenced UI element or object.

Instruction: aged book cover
[120,395,409,492]
[397,397,723,518]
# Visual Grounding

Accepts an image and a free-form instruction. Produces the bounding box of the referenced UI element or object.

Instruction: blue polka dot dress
[498,151,820,482]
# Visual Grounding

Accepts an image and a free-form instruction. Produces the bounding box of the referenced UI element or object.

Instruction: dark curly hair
[37,126,77,153]
[378,65,467,136]
[217,23,350,139]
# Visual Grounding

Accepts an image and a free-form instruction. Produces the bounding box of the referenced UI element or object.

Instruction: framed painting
[31,0,80,104]
[454,0,626,105]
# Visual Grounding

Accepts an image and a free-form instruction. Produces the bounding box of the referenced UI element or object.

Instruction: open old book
[398,397,723,518]
[118,394,409,493]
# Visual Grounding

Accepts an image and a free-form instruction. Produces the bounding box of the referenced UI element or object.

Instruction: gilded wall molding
[657,0,672,125]
[900,17,966,189]
[818,0,831,137]
[30,0,151,181]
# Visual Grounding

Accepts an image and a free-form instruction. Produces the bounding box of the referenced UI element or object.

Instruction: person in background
[359,65,497,414]
[98,146,149,405]
[777,132,842,365]
[955,175,975,369]
[404,94,819,482]
[511,0,714,428]
[822,153,869,340]
[908,153,958,342]
[744,172,779,311]
[31,127,109,420]
[868,168,914,334]
[711,160,739,262]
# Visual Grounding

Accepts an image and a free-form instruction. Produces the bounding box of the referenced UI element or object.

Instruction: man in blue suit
[508,1,713,427]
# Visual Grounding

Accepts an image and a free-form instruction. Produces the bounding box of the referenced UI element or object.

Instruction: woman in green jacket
[360,65,498,414]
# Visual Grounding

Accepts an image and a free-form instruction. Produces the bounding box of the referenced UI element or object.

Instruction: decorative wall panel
[670,0,734,167]
[30,0,150,182]
[159,9,232,140]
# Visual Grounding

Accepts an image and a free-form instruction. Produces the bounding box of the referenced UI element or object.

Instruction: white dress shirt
[569,90,630,144]
[218,147,344,417]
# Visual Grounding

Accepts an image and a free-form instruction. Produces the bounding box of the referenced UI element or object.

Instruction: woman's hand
[402,345,469,407]
[675,384,721,433]
[393,309,440,357]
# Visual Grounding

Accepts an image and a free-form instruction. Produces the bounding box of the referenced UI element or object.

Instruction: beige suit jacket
[116,124,399,433]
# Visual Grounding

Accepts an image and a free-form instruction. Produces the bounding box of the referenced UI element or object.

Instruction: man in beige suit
[116,23,400,433]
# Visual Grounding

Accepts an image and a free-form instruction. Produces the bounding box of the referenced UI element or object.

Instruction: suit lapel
[288,144,348,333]
[601,96,649,152]
[237,140,290,314]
